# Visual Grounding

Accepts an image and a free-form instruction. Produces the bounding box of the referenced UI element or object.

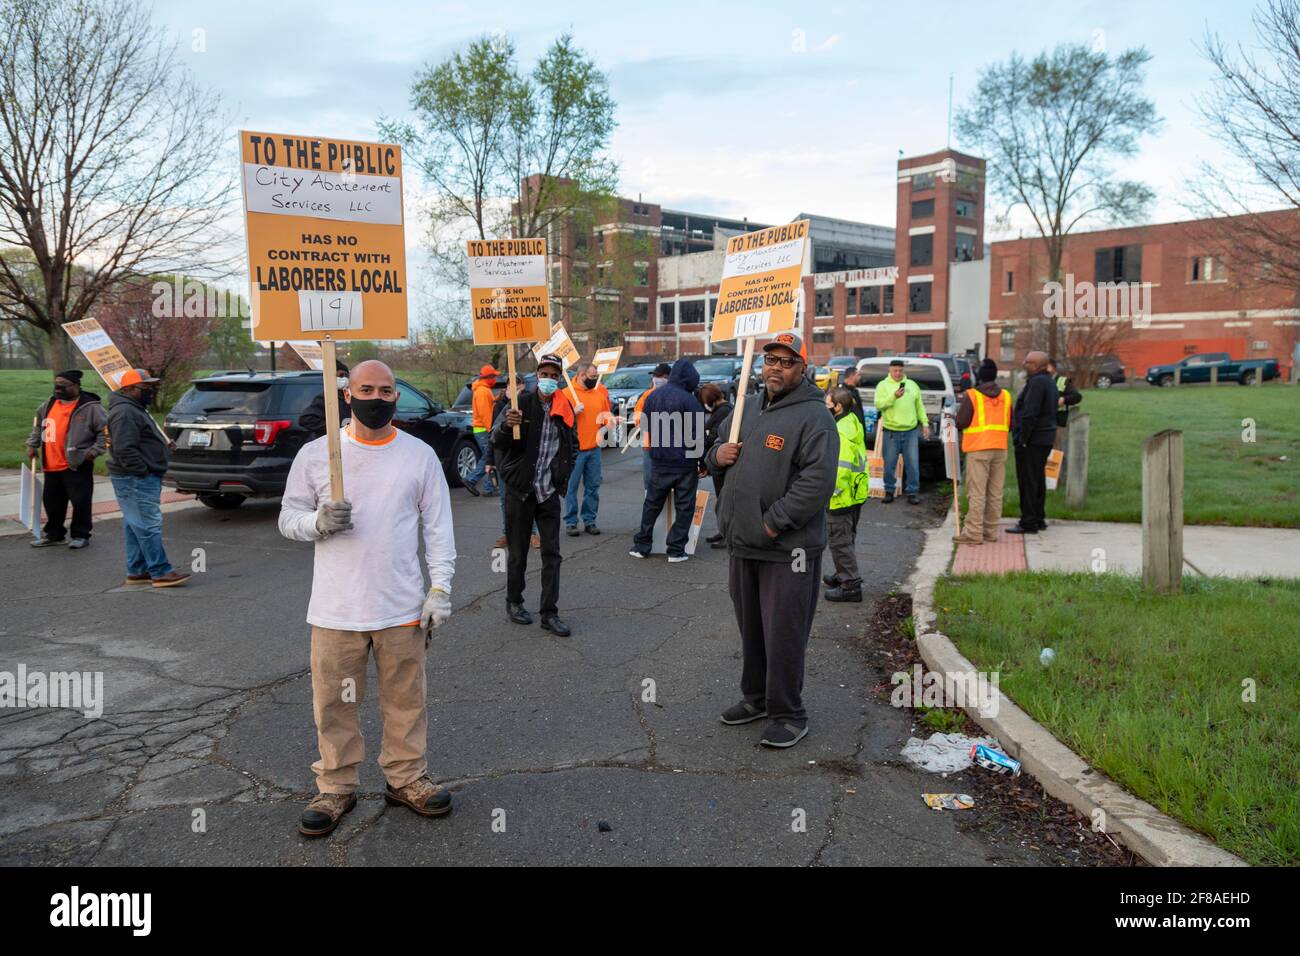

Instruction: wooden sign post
[1142,429,1184,595]
[710,220,811,445]
[320,337,345,501]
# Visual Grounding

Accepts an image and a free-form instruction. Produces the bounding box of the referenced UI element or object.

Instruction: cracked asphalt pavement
[1,449,1051,866]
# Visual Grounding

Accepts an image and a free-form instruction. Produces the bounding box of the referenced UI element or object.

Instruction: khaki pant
[960,448,1007,543]
[310,625,427,795]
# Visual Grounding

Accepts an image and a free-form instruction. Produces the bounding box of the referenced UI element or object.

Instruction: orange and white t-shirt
[42,399,77,472]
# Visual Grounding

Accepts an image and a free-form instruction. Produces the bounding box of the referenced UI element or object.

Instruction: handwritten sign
[239,130,408,342]
[711,220,809,342]
[592,346,623,378]
[467,238,549,344]
[61,319,132,390]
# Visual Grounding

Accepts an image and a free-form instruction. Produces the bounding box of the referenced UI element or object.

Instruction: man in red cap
[106,369,190,587]
[464,364,499,497]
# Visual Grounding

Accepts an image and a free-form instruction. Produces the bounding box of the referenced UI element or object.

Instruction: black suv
[164,371,480,509]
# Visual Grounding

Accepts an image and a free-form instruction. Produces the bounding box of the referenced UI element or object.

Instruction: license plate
[187,430,212,448]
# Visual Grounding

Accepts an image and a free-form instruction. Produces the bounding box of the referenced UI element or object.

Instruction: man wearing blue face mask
[493,352,577,637]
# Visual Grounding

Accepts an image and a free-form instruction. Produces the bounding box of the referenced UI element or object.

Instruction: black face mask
[53,386,75,400]
[137,388,156,407]
[583,377,598,389]
[349,396,396,429]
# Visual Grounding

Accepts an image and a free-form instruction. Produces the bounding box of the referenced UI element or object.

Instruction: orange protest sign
[530,322,581,370]
[1045,449,1064,490]
[467,238,550,344]
[61,319,133,390]
[239,130,408,342]
[592,346,622,378]
[710,220,809,342]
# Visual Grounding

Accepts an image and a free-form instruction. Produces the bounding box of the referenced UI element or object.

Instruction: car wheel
[197,492,245,510]
[1158,374,1174,388]
[1240,370,1256,386]
[1095,374,1112,389]
[452,438,479,487]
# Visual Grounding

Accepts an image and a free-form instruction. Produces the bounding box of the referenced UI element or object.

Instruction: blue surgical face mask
[537,377,559,396]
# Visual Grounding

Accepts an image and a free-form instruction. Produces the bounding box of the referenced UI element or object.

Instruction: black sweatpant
[505,491,562,615]
[42,464,95,541]
[729,552,822,726]
[633,468,699,557]
[1015,443,1052,530]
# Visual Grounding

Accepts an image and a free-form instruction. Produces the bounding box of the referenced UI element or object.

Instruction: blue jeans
[465,432,496,493]
[564,448,602,527]
[109,473,173,578]
[883,426,921,496]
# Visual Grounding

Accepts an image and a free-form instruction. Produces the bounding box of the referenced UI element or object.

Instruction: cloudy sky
[160,0,1265,236]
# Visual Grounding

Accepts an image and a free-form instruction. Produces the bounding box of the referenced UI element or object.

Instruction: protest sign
[286,341,325,370]
[467,238,550,345]
[1045,449,1064,490]
[61,319,132,390]
[592,346,623,380]
[19,463,42,539]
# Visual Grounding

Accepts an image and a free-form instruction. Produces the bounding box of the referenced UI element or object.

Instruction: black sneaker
[1006,524,1038,535]
[30,537,64,548]
[882,493,895,504]
[507,603,533,625]
[540,614,571,636]
[824,585,863,603]
[907,495,920,505]
[719,701,767,725]
[463,479,481,498]
[566,526,580,537]
[822,572,839,587]
[760,721,808,748]
[584,524,600,535]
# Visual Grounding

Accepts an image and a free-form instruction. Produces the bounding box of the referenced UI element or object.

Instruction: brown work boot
[384,776,452,818]
[125,573,151,585]
[151,571,191,588]
[494,535,507,548]
[298,791,357,837]
[530,533,540,550]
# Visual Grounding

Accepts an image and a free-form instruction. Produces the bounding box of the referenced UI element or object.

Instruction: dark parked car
[691,355,749,403]
[603,364,657,444]
[1058,354,1127,388]
[1145,352,1280,387]
[164,371,480,509]
[451,372,537,412]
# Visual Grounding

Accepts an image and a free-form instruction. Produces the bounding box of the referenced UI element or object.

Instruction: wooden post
[1210,365,1218,387]
[727,335,756,443]
[1065,412,1089,509]
[1253,366,1263,387]
[1142,429,1183,594]
[1173,365,1181,387]
[319,337,345,502]
[562,366,581,405]
[506,346,521,439]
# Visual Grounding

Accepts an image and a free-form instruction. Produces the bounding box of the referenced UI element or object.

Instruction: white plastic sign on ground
[19,463,42,538]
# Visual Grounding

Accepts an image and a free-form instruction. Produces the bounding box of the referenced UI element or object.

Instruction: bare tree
[1192,0,1300,300]
[956,43,1160,357]
[0,0,235,371]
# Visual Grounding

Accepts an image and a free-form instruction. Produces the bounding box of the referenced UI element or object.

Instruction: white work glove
[315,499,353,537]
[574,401,585,414]
[420,587,452,636]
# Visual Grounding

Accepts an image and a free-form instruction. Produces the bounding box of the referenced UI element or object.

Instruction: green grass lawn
[935,571,1300,866]
[997,384,1300,527]
[0,367,471,471]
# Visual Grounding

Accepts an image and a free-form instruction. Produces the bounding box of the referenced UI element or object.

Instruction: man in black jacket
[1009,351,1059,535]
[106,369,190,587]
[1045,357,1083,430]
[299,360,351,436]
[630,358,703,562]
[706,332,837,749]
[494,353,576,636]
[25,370,107,549]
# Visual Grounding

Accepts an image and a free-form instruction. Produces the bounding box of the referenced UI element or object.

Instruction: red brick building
[988,209,1300,376]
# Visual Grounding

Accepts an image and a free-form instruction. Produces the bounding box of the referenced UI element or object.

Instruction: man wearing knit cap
[464,364,499,497]
[25,369,107,549]
[955,359,1011,545]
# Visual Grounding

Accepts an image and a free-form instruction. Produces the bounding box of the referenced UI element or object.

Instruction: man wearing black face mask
[26,369,107,549]
[106,369,189,587]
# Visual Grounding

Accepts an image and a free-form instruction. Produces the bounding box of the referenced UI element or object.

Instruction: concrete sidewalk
[952,518,1300,579]
[0,467,198,537]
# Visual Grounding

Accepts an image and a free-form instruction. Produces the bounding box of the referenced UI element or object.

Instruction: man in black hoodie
[25,369,107,549]
[1009,351,1059,535]
[630,358,704,562]
[106,369,190,587]
[706,332,837,749]
[494,353,576,636]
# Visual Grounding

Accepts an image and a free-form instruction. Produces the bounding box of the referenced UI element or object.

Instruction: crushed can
[970,743,1021,776]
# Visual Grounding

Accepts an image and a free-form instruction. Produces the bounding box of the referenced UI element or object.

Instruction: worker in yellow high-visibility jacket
[955,358,1011,545]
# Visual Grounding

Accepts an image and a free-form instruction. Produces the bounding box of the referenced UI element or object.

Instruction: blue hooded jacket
[643,358,704,475]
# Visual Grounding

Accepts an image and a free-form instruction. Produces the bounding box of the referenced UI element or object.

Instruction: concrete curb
[908,516,1247,867]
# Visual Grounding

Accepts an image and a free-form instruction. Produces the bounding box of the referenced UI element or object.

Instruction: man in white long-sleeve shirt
[278,360,457,837]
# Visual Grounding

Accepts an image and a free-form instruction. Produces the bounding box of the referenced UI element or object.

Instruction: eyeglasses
[763,354,802,370]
